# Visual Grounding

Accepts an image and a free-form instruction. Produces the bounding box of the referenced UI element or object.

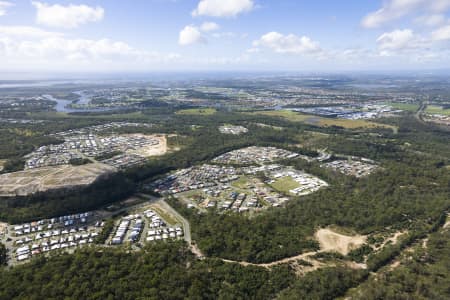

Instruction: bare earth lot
[126,134,167,157]
[0,163,116,196]
[315,228,367,255]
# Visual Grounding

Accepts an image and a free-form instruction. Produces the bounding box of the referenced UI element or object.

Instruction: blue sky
[1,0,450,72]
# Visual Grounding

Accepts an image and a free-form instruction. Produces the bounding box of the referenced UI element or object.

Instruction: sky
[1,0,450,72]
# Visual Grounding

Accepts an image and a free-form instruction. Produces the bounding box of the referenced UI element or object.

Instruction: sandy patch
[315,228,367,255]
[389,260,401,270]
[385,231,406,245]
[374,231,407,251]
[443,214,450,229]
[0,222,7,235]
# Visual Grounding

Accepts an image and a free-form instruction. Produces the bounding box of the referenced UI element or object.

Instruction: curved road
[415,102,426,124]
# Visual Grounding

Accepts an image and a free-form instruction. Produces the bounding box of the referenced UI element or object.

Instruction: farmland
[425,105,450,116]
[246,110,397,131]
[388,102,419,112]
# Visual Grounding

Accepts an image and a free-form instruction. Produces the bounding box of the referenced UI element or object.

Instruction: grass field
[231,176,252,189]
[270,176,300,193]
[246,110,397,131]
[175,108,217,116]
[388,102,419,112]
[426,105,450,116]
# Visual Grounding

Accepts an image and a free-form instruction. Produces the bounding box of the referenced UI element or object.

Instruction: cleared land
[125,134,167,157]
[246,110,397,131]
[425,105,450,116]
[175,108,217,115]
[315,228,367,255]
[0,163,116,196]
[443,214,450,229]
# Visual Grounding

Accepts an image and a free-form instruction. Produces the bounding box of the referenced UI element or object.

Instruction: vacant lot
[125,134,168,157]
[0,163,116,196]
[175,108,217,116]
[246,110,396,131]
[315,228,367,255]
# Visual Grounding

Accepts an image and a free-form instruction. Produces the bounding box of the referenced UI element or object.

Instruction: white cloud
[200,21,219,32]
[32,1,104,29]
[0,26,180,71]
[0,1,12,16]
[191,54,251,65]
[253,32,322,55]
[209,30,248,39]
[178,25,205,46]
[0,26,63,38]
[362,0,450,28]
[192,0,254,17]
[246,47,260,53]
[432,24,450,40]
[415,14,446,27]
[430,0,450,12]
[362,0,423,28]
[376,29,417,51]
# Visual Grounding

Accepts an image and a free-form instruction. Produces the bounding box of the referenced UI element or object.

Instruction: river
[43,94,118,113]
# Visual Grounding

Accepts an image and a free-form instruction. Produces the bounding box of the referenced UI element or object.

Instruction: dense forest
[0,242,294,300]
[348,228,450,299]
[0,243,6,266]
[1,227,447,300]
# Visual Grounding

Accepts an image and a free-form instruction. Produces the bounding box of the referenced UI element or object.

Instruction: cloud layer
[32,1,104,29]
[362,0,450,28]
[0,1,12,16]
[253,32,322,55]
[0,26,180,70]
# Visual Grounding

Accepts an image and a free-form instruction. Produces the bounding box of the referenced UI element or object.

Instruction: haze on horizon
[1,0,450,72]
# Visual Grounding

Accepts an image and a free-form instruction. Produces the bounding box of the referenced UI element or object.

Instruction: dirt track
[219,228,368,272]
